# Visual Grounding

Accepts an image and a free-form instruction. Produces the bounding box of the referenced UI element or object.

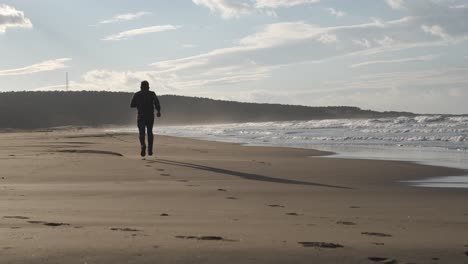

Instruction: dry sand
[0,129,467,264]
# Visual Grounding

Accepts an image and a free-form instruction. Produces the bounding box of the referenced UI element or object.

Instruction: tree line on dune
[0,91,415,129]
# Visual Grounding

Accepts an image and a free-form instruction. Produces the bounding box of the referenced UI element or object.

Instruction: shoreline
[1,129,468,263]
[109,130,468,187]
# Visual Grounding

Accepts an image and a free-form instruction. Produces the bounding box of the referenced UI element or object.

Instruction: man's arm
[153,92,161,113]
[130,94,137,108]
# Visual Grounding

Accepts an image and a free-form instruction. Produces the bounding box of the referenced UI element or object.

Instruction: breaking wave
[146,115,468,151]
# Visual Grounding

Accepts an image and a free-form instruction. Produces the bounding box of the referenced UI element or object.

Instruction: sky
[0,0,467,114]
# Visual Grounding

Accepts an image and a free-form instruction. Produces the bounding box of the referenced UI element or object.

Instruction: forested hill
[0,91,415,129]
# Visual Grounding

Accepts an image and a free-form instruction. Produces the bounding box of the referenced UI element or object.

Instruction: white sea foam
[144,115,468,151]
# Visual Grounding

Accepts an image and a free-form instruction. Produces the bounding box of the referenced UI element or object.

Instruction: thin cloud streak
[102,25,180,41]
[255,0,320,8]
[99,11,150,24]
[0,58,71,76]
[350,55,437,68]
[192,0,320,19]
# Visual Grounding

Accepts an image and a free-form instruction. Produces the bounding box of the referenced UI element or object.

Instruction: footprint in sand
[298,242,343,248]
[337,221,356,226]
[157,169,165,172]
[44,222,70,227]
[286,213,301,216]
[362,232,392,237]
[160,174,171,177]
[349,206,361,209]
[268,204,285,208]
[160,213,170,217]
[3,216,30,220]
[175,235,237,242]
[58,149,123,157]
[226,197,238,200]
[252,160,271,166]
[217,189,228,192]
[368,257,397,263]
[110,227,140,232]
[373,242,385,246]
[28,220,70,227]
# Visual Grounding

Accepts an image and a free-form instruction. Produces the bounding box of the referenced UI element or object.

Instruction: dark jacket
[130,90,161,118]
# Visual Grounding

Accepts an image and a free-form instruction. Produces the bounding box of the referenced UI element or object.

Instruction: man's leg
[146,117,154,156]
[137,118,146,157]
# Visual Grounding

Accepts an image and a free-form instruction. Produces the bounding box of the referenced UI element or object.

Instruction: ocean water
[110,115,468,189]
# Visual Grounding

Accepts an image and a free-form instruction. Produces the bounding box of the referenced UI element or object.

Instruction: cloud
[192,0,252,19]
[0,58,71,76]
[327,7,345,17]
[318,33,338,44]
[102,25,180,41]
[350,55,437,68]
[145,2,468,88]
[83,0,468,93]
[386,0,405,10]
[192,0,320,19]
[254,0,320,8]
[0,4,32,33]
[421,24,451,41]
[99,11,150,24]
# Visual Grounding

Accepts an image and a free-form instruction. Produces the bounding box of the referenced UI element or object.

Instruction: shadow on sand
[152,159,352,189]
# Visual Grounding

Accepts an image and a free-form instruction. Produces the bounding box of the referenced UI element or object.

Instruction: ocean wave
[110,115,468,151]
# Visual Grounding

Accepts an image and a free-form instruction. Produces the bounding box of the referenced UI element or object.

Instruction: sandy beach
[0,129,467,264]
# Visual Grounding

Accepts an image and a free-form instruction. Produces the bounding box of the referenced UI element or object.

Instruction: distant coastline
[0,91,426,129]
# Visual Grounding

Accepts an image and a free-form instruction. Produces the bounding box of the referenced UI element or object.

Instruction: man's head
[141,80,150,91]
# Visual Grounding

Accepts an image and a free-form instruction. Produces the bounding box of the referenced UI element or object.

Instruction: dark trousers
[137,116,154,151]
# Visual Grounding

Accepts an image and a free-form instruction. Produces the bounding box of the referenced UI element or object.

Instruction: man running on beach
[130,81,161,157]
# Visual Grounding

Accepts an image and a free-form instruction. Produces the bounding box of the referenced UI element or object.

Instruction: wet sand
[0,129,467,264]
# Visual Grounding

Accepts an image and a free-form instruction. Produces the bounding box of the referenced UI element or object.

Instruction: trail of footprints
[142,160,404,255]
[3,158,465,263]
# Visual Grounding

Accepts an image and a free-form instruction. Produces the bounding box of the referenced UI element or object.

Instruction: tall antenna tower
[65,72,69,91]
